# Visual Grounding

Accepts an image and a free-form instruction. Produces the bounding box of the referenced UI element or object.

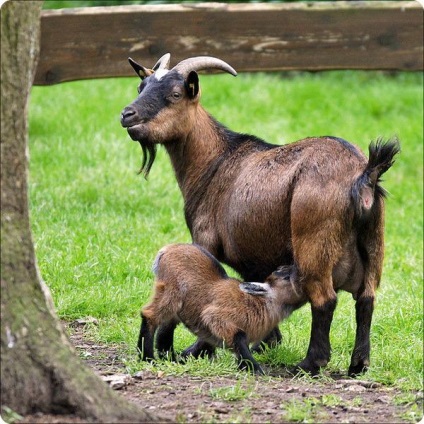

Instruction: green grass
[209,380,259,402]
[280,397,330,423]
[28,71,423,391]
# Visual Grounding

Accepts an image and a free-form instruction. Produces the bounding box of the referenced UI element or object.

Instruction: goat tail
[152,247,167,275]
[352,137,400,217]
[366,137,401,186]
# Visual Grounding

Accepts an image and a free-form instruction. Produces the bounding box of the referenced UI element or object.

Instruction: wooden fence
[34,1,423,85]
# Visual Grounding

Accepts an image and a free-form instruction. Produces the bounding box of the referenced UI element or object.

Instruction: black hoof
[238,361,265,376]
[348,362,368,377]
[289,360,320,377]
[253,366,265,376]
[137,349,155,363]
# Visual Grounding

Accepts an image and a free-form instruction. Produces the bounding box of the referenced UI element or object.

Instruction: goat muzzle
[121,106,140,128]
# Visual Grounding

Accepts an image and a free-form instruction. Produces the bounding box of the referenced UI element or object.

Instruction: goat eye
[172,92,182,100]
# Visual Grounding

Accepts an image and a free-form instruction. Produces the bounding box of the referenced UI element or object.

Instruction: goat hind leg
[349,196,383,376]
[348,294,374,376]
[137,314,156,361]
[156,319,179,361]
[233,331,264,375]
[294,287,337,376]
[180,339,216,360]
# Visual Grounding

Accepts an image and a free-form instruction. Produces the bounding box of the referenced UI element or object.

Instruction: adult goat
[120,53,400,376]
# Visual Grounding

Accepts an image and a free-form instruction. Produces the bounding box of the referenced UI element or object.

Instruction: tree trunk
[0,2,162,421]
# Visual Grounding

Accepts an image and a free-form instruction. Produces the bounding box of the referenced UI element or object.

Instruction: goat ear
[128,57,153,80]
[239,282,270,296]
[185,71,199,99]
[272,265,292,280]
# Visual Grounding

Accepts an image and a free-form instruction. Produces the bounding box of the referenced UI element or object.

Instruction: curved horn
[172,56,237,78]
[152,53,171,71]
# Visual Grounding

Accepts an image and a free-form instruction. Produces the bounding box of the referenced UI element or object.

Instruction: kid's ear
[272,265,292,280]
[186,71,199,99]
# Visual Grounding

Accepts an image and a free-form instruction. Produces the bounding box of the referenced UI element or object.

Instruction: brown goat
[121,54,400,376]
[138,243,305,375]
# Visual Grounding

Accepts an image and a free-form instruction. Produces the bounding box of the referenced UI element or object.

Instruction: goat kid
[122,54,400,376]
[138,243,305,375]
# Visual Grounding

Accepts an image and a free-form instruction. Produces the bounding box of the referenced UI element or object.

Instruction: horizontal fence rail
[34,1,423,85]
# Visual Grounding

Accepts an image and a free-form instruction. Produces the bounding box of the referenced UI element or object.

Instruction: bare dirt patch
[19,324,422,423]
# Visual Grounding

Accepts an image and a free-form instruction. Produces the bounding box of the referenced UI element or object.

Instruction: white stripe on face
[154,69,169,81]
[249,282,270,291]
[239,282,271,296]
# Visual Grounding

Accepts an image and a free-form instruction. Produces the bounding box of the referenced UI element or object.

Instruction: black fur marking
[233,331,264,375]
[130,71,186,177]
[194,244,229,279]
[138,142,157,179]
[367,137,401,178]
[155,319,178,361]
[349,295,374,376]
[180,339,216,360]
[295,298,337,376]
[366,137,401,199]
[224,123,275,152]
[323,136,362,158]
[351,137,400,219]
[133,77,173,121]
[137,315,155,361]
[185,71,199,98]
[273,265,295,281]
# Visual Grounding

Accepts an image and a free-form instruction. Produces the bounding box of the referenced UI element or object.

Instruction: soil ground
[18,324,423,424]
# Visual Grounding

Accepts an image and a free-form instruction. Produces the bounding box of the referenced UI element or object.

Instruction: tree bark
[0,2,162,421]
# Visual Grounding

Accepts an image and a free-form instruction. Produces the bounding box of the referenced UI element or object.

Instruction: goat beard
[138,141,157,179]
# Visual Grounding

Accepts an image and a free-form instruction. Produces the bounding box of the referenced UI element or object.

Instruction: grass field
[28,71,423,391]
